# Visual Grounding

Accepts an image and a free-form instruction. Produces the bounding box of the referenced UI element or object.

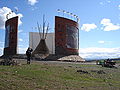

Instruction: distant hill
[85,58,120,61]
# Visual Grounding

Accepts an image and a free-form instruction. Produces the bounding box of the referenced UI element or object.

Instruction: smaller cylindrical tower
[4,16,18,55]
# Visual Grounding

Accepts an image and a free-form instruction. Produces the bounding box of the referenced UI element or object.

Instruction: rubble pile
[0,58,18,66]
[44,55,85,62]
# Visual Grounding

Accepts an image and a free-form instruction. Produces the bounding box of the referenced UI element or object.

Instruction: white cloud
[118,5,120,10]
[0,47,28,55]
[107,0,111,3]
[0,41,4,44]
[18,48,27,54]
[28,0,38,5]
[99,2,104,5]
[18,30,23,33]
[0,7,23,29]
[101,18,120,31]
[31,7,38,11]
[14,7,18,12]
[100,0,111,5]
[79,47,120,59]
[104,25,120,31]
[98,41,105,44]
[0,41,4,48]
[19,38,23,42]
[81,23,97,32]
[18,45,23,47]
[101,18,111,26]
[0,47,3,56]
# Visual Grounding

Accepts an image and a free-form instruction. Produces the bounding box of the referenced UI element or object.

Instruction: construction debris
[0,57,18,66]
[44,55,85,62]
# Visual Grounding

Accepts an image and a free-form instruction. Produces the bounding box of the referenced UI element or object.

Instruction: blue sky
[0,0,120,59]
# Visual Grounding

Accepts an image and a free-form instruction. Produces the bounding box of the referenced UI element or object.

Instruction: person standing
[26,47,33,64]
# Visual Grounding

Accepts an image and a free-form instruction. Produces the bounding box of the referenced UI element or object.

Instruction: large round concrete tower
[55,16,79,55]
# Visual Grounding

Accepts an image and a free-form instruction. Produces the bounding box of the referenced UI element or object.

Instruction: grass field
[0,60,120,90]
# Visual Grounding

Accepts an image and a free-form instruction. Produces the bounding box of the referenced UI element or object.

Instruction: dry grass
[0,60,120,90]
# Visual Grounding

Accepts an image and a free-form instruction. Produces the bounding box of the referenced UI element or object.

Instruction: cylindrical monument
[55,16,79,55]
[4,16,18,55]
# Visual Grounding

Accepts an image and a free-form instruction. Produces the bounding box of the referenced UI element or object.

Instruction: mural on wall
[55,16,79,55]
[5,25,10,48]
[66,25,78,49]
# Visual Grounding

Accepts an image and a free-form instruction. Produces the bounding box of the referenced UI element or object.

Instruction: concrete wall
[29,32,55,54]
